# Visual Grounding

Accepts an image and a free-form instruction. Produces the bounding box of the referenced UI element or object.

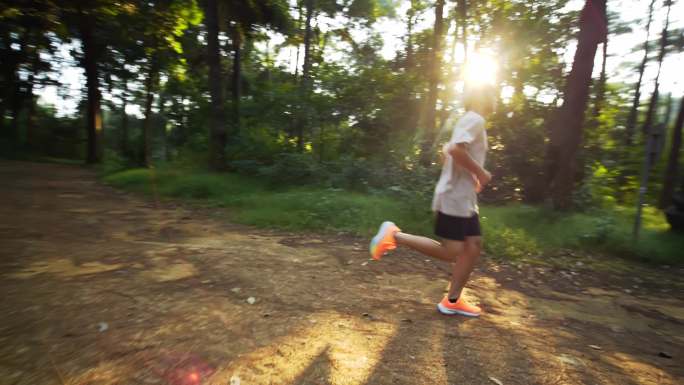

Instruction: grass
[103,168,683,266]
[479,205,682,265]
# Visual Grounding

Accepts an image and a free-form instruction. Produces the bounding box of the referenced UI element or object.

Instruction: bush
[484,225,541,260]
[258,153,328,187]
[230,159,264,175]
[325,157,372,190]
[580,216,616,244]
[100,149,129,175]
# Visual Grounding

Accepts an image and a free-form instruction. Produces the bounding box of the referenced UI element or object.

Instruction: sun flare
[463,50,498,86]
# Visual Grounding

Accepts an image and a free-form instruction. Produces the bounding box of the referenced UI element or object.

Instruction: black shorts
[434,211,481,241]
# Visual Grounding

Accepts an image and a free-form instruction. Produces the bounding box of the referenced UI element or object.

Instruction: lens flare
[463,50,498,86]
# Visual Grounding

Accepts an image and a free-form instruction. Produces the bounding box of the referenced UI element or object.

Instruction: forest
[2,2,684,384]
[1,0,683,262]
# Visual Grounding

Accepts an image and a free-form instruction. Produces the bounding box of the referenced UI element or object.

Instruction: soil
[1,160,682,385]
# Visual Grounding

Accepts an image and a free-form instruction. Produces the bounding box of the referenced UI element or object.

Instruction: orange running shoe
[369,221,401,260]
[437,296,481,317]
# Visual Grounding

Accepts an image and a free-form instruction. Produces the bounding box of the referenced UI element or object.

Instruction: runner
[370,86,497,317]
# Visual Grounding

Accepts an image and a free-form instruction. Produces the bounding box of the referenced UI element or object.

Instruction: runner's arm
[447,143,492,187]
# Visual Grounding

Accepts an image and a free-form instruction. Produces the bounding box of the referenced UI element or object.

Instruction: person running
[369,86,496,317]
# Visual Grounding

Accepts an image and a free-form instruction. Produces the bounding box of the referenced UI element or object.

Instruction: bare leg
[394,231,463,263]
[447,236,482,299]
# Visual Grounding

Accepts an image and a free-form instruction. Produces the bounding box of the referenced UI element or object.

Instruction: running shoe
[437,296,481,317]
[369,221,400,260]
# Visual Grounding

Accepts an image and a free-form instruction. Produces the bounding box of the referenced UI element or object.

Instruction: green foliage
[102,169,153,190]
[99,149,129,175]
[347,0,398,22]
[484,224,541,260]
[257,153,327,186]
[233,151,438,201]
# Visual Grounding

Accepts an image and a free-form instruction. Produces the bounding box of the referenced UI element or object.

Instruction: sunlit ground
[1,161,682,385]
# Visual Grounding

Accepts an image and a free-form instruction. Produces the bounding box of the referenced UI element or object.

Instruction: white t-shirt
[431,111,488,217]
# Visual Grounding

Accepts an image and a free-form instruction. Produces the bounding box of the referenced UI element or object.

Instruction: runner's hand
[439,143,452,164]
[477,170,492,190]
[472,173,482,192]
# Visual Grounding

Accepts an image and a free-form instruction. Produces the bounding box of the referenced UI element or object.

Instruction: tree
[130,0,201,167]
[205,0,225,170]
[660,96,684,208]
[404,0,422,68]
[223,0,291,147]
[591,32,607,123]
[457,0,467,68]
[590,10,631,123]
[640,0,673,140]
[0,0,57,149]
[478,0,574,202]
[624,0,656,145]
[58,0,140,163]
[64,2,112,164]
[295,0,375,152]
[203,0,292,169]
[298,0,317,152]
[418,0,446,167]
[109,49,140,158]
[546,0,607,210]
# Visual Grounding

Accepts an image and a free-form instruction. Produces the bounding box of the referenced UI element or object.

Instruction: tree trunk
[157,89,169,162]
[441,0,467,121]
[9,81,23,142]
[641,0,672,139]
[592,38,608,121]
[7,39,24,144]
[662,93,674,127]
[1,32,19,142]
[25,74,36,151]
[0,100,6,138]
[178,96,188,145]
[78,10,103,164]
[546,0,607,210]
[297,0,314,152]
[121,87,129,157]
[206,0,227,170]
[142,59,158,167]
[294,0,303,79]
[625,0,656,145]
[231,27,241,134]
[405,1,416,68]
[25,38,41,151]
[458,0,468,65]
[660,96,684,208]
[419,0,446,167]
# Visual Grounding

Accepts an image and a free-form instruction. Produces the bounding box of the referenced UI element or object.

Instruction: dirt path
[1,161,682,385]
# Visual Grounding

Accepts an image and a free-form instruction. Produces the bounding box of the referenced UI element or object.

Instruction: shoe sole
[370,221,394,260]
[437,302,480,317]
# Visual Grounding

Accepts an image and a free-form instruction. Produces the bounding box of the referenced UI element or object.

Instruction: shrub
[230,159,263,175]
[100,149,129,175]
[258,153,327,187]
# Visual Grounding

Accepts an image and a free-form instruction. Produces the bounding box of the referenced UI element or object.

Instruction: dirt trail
[0,161,682,385]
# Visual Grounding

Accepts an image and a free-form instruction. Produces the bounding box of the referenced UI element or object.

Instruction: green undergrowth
[103,168,683,266]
